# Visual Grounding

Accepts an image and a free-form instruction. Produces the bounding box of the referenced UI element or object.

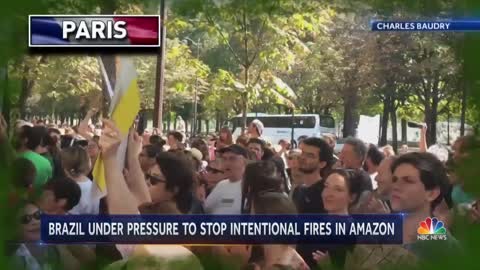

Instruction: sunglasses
[21,210,42,224]
[145,173,167,185]
[206,166,224,174]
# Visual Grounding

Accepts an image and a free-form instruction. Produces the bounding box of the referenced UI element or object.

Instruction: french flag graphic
[29,15,160,47]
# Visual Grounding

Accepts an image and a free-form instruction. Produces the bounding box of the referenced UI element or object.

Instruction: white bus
[228,113,336,145]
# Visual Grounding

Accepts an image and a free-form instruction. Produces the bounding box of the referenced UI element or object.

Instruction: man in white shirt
[204,145,248,215]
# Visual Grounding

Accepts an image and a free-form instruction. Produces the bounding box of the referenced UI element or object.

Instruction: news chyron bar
[29,15,160,52]
[371,20,480,31]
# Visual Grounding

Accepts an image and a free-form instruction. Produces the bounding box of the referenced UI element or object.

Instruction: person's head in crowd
[19,126,51,154]
[248,119,264,139]
[248,138,266,161]
[12,158,36,190]
[167,131,183,150]
[339,137,367,170]
[191,138,209,162]
[297,135,308,148]
[244,161,283,206]
[208,134,217,147]
[298,137,334,180]
[218,144,248,181]
[246,149,259,161]
[87,137,100,164]
[452,135,479,163]
[323,134,336,150]
[252,191,297,215]
[202,159,226,190]
[399,144,409,154]
[35,119,45,126]
[270,156,290,191]
[364,144,385,174]
[390,152,450,215]
[61,146,91,180]
[37,177,81,214]
[278,139,290,152]
[150,135,166,148]
[218,127,233,148]
[189,148,204,171]
[286,149,301,170]
[17,202,42,241]
[251,193,307,270]
[375,156,397,200]
[236,134,250,148]
[47,128,62,148]
[139,144,163,173]
[322,169,364,215]
[146,152,194,213]
[382,145,395,157]
[15,120,33,131]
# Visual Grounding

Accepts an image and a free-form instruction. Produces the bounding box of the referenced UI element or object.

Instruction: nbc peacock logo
[417,217,447,241]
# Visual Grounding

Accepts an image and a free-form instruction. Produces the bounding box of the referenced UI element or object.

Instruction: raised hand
[128,127,143,157]
[421,123,428,134]
[78,108,97,139]
[99,119,122,157]
[312,250,329,264]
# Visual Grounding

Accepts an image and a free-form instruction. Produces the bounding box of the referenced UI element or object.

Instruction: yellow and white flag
[93,56,141,197]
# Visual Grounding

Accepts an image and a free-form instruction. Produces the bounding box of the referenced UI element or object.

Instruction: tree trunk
[343,90,358,138]
[390,107,398,153]
[379,96,390,146]
[241,92,248,135]
[215,111,220,132]
[401,118,407,144]
[1,65,10,128]
[19,65,32,119]
[166,112,171,132]
[153,0,167,131]
[206,119,210,134]
[460,80,467,136]
[173,113,177,132]
[197,119,202,134]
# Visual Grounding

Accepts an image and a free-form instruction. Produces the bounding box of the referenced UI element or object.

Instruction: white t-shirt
[204,179,242,215]
[370,172,378,190]
[69,178,100,215]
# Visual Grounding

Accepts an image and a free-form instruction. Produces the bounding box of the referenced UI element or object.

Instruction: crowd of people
[1,111,479,270]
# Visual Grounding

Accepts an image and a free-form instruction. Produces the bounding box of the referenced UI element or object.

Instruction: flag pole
[153,0,167,132]
[97,56,114,100]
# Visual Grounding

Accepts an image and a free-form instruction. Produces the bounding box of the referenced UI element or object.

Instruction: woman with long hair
[217,127,233,149]
[99,121,196,260]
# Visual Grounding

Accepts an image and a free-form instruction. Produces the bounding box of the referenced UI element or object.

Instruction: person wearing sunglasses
[200,159,227,194]
[100,120,199,261]
[11,202,82,270]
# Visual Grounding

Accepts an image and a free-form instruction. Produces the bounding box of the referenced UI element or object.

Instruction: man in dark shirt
[295,137,334,268]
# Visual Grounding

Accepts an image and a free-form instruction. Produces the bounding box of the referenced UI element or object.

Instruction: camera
[407,121,424,129]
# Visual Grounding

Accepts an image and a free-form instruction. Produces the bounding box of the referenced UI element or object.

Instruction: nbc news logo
[417,217,447,241]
